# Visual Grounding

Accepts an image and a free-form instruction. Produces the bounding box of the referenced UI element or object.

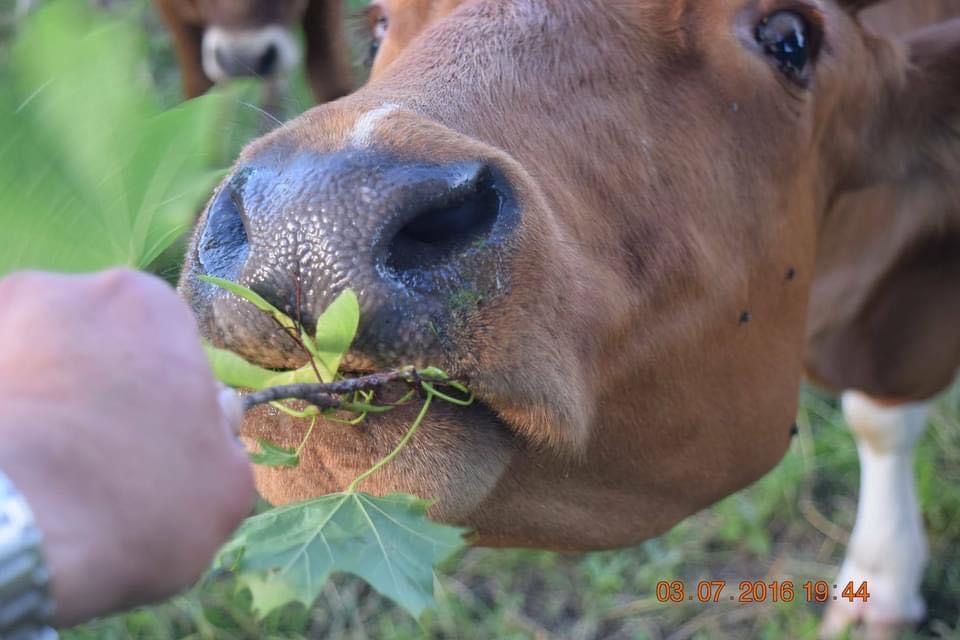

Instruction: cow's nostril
[256,44,279,76]
[213,46,234,76]
[385,165,503,275]
[211,43,279,78]
[197,185,248,281]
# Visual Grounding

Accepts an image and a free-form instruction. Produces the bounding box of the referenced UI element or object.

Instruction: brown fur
[806,3,960,401]
[152,0,353,102]
[180,0,960,551]
[861,0,960,35]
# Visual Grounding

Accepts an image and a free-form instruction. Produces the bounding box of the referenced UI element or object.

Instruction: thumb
[218,385,244,437]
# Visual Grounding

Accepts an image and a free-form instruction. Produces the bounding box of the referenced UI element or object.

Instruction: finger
[218,385,244,437]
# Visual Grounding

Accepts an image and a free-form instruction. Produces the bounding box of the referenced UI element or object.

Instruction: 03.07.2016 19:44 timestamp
[655,580,870,604]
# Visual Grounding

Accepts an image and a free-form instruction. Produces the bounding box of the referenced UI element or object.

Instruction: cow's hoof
[821,598,862,639]
[821,597,923,640]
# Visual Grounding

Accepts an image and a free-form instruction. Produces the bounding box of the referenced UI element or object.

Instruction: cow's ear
[806,19,960,401]
[851,18,960,189]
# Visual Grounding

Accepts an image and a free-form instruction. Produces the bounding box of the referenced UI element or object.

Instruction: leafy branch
[240,365,469,412]
[201,275,471,621]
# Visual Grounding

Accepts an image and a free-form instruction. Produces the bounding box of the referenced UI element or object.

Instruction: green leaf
[240,575,301,617]
[264,364,324,387]
[200,283,359,383]
[204,345,278,390]
[217,493,466,619]
[200,275,360,386]
[198,276,298,334]
[0,1,226,275]
[311,290,360,383]
[269,402,320,419]
[249,440,299,468]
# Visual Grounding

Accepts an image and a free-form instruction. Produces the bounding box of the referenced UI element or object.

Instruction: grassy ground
[60,385,960,640]
[4,2,960,639]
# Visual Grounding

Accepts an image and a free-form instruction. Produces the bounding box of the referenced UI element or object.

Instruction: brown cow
[153,0,353,102]
[177,0,960,637]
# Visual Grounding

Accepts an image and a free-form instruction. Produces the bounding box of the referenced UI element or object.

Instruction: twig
[240,366,433,412]
[242,387,343,412]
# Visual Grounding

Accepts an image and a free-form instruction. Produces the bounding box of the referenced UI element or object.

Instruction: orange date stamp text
[654,580,870,604]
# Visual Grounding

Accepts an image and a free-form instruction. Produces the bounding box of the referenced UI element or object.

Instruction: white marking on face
[201,25,300,83]
[350,103,401,148]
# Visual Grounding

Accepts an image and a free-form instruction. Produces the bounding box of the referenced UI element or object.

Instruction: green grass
[4,2,959,638]
[60,384,960,639]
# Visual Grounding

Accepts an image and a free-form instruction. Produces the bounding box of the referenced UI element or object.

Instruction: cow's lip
[248,379,504,426]
[242,380,518,518]
[241,373,516,462]
[231,350,515,438]
[259,366,497,424]
[337,368,483,411]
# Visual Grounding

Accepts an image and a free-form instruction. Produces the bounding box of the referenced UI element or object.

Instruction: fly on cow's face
[756,9,822,86]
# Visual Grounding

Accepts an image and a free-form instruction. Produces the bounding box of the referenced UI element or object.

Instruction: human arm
[0,269,254,628]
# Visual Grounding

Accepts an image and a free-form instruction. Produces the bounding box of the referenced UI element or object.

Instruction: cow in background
[153,0,353,104]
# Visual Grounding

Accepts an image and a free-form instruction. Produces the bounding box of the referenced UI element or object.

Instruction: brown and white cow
[153,0,353,102]
[177,0,960,636]
[806,3,960,635]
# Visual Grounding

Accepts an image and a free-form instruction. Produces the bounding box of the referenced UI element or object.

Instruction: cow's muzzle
[201,25,299,82]
[187,150,520,370]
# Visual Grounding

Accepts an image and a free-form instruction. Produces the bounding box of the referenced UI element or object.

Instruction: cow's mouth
[245,355,500,436]
[240,369,519,520]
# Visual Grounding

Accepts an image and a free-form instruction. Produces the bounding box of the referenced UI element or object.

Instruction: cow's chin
[241,387,518,524]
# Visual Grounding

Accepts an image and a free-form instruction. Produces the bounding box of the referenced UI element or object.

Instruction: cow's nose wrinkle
[256,44,278,76]
[385,164,503,275]
[197,185,248,281]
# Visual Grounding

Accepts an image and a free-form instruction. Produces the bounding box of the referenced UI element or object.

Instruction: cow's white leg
[821,391,929,640]
[14,0,36,19]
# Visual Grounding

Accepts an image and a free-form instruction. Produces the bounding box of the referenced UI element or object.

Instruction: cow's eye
[369,14,388,63]
[355,4,388,68]
[755,11,819,84]
[367,38,381,67]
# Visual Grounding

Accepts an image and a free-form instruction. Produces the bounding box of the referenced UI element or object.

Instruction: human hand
[0,269,254,626]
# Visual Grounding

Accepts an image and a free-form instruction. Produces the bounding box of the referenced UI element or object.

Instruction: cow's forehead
[374,0,847,27]
[196,0,307,26]
[370,0,868,97]
[370,0,863,71]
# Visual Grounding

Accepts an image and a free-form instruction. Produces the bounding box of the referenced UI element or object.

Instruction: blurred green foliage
[0,1,228,275]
